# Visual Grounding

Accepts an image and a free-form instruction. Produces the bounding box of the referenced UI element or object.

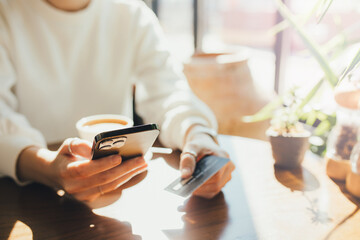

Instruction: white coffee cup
[76,114,134,142]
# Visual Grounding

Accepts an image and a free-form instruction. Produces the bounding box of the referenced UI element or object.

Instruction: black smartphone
[91,123,160,160]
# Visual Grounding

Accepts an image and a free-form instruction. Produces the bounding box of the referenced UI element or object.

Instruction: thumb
[180,151,197,178]
[59,138,93,159]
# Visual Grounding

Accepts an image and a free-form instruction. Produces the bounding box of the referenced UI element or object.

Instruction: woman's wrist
[184,124,218,146]
[16,146,58,188]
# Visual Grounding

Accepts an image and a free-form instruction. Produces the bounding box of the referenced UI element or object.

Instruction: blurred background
[142,0,360,142]
[144,0,360,91]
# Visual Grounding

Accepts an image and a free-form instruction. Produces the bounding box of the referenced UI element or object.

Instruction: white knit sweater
[0,0,217,181]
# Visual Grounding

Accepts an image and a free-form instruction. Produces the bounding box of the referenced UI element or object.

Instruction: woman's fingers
[65,154,123,179]
[179,153,234,199]
[180,140,229,179]
[204,161,235,184]
[72,164,148,202]
[179,144,213,178]
[193,175,230,199]
[67,157,147,193]
[98,164,148,195]
[179,152,197,178]
[193,161,235,198]
[54,139,150,203]
[59,138,92,159]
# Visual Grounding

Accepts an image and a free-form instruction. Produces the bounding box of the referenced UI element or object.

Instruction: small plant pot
[267,129,311,169]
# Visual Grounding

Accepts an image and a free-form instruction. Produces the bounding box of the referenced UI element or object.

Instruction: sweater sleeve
[0,15,46,183]
[132,3,217,150]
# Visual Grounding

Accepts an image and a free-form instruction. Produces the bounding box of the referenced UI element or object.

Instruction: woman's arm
[132,3,235,198]
[16,138,148,203]
[0,18,47,183]
[132,2,218,150]
[0,14,148,204]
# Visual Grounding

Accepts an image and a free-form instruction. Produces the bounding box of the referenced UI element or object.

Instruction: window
[156,0,194,61]
[153,0,360,94]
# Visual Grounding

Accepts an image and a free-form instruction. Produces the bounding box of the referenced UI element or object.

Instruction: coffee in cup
[76,114,134,142]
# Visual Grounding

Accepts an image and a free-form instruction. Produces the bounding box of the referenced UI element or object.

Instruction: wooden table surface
[1,135,360,240]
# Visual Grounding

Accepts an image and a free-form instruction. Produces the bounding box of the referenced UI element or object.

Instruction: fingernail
[181,167,192,178]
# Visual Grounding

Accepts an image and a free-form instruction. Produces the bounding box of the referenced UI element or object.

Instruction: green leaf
[269,0,322,36]
[296,78,325,113]
[268,20,290,36]
[314,120,331,135]
[242,96,283,122]
[316,0,333,24]
[322,22,360,57]
[275,0,338,87]
[339,48,360,82]
[304,111,317,126]
[316,111,328,121]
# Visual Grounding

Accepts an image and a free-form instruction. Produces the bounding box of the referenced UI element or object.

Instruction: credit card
[164,155,230,197]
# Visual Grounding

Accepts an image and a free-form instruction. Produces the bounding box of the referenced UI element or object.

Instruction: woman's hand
[17,138,148,203]
[180,133,235,199]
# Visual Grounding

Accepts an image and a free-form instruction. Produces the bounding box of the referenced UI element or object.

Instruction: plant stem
[275,0,338,87]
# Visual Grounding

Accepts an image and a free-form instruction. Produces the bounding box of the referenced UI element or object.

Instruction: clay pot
[325,157,351,181]
[334,67,360,109]
[345,141,360,197]
[346,171,360,198]
[326,68,360,180]
[184,52,273,140]
[267,129,311,169]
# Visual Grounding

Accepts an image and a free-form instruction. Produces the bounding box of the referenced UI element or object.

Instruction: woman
[0,0,235,203]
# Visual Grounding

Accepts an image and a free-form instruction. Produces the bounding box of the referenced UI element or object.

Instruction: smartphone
[91,123,160,160]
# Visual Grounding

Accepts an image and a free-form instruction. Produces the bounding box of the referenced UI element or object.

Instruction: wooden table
[1,135,360,240]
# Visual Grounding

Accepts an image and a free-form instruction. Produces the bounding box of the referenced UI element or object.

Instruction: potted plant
[244,0,360,169]
[265,90,311,168]
[243,72,328,168]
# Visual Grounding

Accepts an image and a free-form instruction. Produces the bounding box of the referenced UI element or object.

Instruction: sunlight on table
[8,220,33,240]
[92,157,186,239]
